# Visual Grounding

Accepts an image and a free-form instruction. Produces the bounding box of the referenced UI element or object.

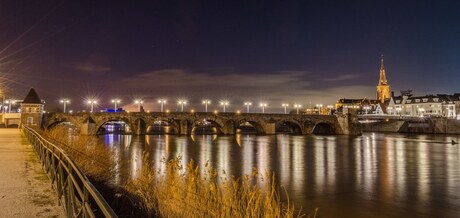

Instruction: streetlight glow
[244,102,252,113]
[134,99,144,112]
[202,100,211,112]
[87,99,97,113]
[220,101,229,112]
[282,103,289,114]
[259,103,267,114]
[294,104,302,115]
[60,99,70,113]
[178,100,187,112]
[158,99,167,112]
[111,99,121,110]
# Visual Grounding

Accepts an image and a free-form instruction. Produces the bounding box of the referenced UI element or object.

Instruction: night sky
[1,0,459,112]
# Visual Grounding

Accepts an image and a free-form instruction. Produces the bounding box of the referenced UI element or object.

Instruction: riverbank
[0,129,64,217]
[361,118,460,134]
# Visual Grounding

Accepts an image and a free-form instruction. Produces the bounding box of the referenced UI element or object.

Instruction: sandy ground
[0,129,64,218]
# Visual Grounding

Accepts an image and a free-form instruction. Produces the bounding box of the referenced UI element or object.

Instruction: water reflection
[102,133,460,217]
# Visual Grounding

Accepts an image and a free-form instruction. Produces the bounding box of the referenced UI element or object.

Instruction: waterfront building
[335,56,391,114]
[387,93,456,118]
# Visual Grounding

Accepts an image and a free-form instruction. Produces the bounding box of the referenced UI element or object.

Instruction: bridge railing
[22,125,117,218]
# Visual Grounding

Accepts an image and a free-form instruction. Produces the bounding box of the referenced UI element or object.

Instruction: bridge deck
[0,129,64,217]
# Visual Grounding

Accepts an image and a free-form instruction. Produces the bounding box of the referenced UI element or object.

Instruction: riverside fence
[22,125,117,218]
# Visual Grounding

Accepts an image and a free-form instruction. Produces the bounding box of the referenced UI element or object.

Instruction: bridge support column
[134,119,146,135]
[263,123,276,134]
[336,113,361,135]
[222,121,236,135]
[180,120,191,135]
[81,122,96,135]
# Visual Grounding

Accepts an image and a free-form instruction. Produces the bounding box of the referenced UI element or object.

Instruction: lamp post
[220,101,229,112]
[244,102,252,113]
[60,99,70,113]
[327,105,334,115]
[316,104,323,115]
[282,103,289,114]
[202,100,211,112]
[294,104,302,115]
[178,100,187,112]
[259,103,267,114]
[111,99,121,111]
[134,100,144,112]
[87,100,97,113]
[6,99,16,113]
[158,99,166,112]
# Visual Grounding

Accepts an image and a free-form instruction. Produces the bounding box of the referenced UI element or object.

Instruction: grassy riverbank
[43,127,307,217]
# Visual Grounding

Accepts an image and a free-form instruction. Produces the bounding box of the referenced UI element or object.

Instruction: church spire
[379,54,388,85]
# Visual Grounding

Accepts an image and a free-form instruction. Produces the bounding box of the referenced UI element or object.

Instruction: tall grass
[43,127,310,217]
[42,126,113,181]
[125,155,298,218]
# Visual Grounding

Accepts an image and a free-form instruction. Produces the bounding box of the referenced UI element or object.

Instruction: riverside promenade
[0,129,63,217]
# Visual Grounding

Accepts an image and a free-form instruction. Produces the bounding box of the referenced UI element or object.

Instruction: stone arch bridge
[42,112,361,136]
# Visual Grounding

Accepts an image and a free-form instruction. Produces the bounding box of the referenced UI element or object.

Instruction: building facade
[20,88,44,127]
[387,94,457,118]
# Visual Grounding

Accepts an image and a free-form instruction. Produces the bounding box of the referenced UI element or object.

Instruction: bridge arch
[311,122,335,135]
[146,119,180,134]
[276,120,303,134]
[96,118,133,135]
[191,118,225,134]
[236,119,265,134]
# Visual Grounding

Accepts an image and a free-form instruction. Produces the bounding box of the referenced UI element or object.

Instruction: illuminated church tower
[376,55,390,103]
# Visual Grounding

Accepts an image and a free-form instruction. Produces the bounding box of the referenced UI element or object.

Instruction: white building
[387,94,456,118]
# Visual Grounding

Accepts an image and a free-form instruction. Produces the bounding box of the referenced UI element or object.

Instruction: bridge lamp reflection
[244,102,252,113]
[220,101,229,112]
[60,99,70,113]
[134,100,144,112]
[158,99,167,112]
[111,99,121,110]
[282,103,289,114]
[202,100,211,113]
[87,100,97,113]
[178,100,187,112]
[294,104,302,115]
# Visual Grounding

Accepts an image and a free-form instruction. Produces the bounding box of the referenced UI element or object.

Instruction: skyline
[1,0,460,110]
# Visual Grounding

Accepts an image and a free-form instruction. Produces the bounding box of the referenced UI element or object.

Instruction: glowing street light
[244,102,252,113]
[87,100,97,113]
[60,99,70,113]
[259,103,267,114]
[178,100,187,112]
[294,104,302,115]
[5,99,17,113]
[111,99,121,110]
[202,100,211,112]
[282,103,289,114]
[316,104,323,115]
[158,99,166,112]
[134,99,144,112]
[220,101,229,112]
[327,105,334,115]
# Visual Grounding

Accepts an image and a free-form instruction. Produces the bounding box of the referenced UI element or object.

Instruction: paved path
[0,129,64,217]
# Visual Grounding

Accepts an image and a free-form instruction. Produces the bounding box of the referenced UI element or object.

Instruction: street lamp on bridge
[178,100,187,112]
[202,100,211,112]
[134,99,144,112]
[259,103,267,114]
[294,104,302,115]
[220,101,229,112]
[60,99,70,113]
[327,105,334,115]
[111,99,121,110]
[158,99,166,112]
[282,103,289,114]
[244,102,252,113]
[87,100,97,113]
[316,104,323,115]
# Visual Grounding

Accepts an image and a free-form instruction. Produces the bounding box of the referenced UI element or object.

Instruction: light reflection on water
[100,133,460,217]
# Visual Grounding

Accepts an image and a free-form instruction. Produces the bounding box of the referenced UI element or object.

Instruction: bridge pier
[133,119,147,135]
[180,120,191,135]
[336,113,362,135]
[263,123,276,134]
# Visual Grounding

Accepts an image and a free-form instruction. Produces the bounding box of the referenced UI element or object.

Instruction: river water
[99,133,460,217]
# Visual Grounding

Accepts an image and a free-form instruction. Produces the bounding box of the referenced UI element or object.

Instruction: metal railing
[22,125,117,218]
